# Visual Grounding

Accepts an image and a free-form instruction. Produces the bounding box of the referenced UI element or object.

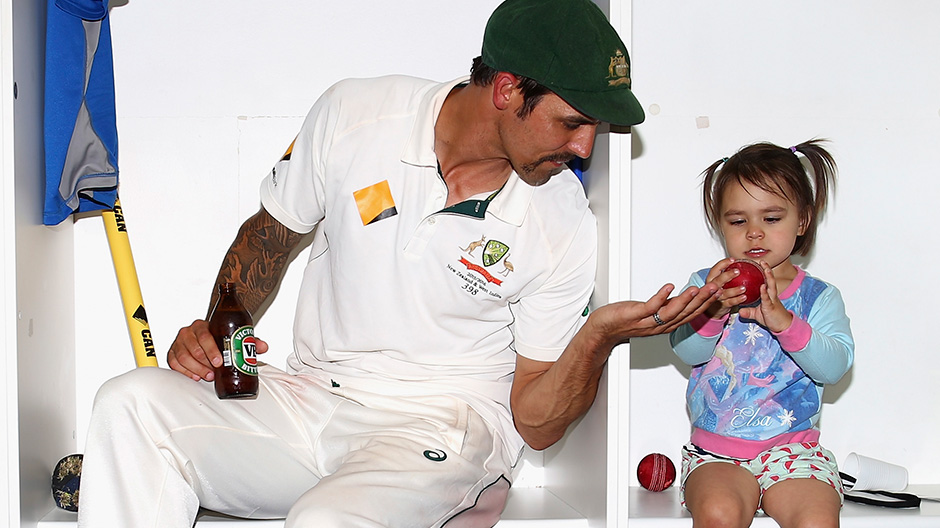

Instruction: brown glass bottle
[207,282,258,399]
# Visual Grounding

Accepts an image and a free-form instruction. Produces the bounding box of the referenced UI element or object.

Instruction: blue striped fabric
[43,0,118,225]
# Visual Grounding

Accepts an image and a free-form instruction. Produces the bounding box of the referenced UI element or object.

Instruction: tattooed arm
[167,208,306,381]
[207,208,305,315]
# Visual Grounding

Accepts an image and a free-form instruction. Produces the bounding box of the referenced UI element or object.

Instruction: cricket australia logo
[482,240,508,267]
[607,49,631,87]
[452,235,514,293]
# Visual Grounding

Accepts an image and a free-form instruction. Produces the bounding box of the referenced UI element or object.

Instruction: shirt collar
[401,76,468,169]
[482,171,533,227]
[402,76,534,227]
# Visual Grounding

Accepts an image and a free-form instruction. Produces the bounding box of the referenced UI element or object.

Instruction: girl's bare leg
[761,478,841,528]
[684,462,761,528]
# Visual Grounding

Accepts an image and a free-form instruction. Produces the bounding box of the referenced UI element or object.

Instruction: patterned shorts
[680,441,844,507]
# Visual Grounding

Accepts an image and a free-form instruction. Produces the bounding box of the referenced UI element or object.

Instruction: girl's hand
[703,257,744,320]
[737,260,793,332]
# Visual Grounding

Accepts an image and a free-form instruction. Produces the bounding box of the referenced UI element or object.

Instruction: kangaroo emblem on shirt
[461,235,486,256]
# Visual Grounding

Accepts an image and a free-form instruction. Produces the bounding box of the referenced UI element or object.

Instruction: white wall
[628,1,940,485]
[72,0,504,451]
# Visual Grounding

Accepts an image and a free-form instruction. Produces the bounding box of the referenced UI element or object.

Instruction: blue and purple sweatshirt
[670,267,854,459]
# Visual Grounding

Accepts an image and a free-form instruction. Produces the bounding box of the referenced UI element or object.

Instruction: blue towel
[43,0,118,225]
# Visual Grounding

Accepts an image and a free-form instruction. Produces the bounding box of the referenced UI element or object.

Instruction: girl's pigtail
[701,157,729,235]
[792,139,837,222]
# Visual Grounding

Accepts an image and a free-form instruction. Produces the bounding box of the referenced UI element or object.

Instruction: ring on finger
[653,312,666,326]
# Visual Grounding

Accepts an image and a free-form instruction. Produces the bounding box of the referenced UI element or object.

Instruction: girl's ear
[798,210,812,236]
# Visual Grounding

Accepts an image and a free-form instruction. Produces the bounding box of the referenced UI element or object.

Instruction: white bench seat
[628,485,940,527]
[38,487,589,527]
[38,485,940,527]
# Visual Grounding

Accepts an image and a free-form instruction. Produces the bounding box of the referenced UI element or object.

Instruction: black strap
[840,472,921,509]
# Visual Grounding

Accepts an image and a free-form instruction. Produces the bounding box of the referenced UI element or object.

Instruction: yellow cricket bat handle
[102,198,158,367]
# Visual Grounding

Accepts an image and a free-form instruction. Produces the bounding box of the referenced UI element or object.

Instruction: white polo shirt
[260,75,597,457]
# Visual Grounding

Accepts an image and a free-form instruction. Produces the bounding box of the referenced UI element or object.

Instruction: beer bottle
[207,282,259,399]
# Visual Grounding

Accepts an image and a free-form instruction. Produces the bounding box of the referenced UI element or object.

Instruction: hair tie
[721,157,729,163]
[789,146,798,153]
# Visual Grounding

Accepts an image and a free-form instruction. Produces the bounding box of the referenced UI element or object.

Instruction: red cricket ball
[723,259,765,306]
[637,453,676,492]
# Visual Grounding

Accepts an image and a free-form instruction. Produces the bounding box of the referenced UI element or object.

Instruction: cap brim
[553,86,646,128]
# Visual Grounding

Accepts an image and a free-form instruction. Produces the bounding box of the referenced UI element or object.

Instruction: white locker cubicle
[3,0,631,526]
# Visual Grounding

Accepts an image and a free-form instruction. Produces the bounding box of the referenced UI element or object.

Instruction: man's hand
[510,280,720,449]
[589,279,721,347]
[167,320,268,382]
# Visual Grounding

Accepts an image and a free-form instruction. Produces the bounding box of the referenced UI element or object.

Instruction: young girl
[669,139,854,528]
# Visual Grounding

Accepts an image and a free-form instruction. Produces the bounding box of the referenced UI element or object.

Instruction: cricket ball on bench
[723,259,765,306]
[637,453,676,492]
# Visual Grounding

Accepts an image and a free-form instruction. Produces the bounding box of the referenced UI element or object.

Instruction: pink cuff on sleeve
[691,313,728,337]
[772,311,812,351]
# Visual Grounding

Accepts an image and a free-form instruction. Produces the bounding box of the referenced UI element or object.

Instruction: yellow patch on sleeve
[281,139,294,160]
[353,180,398,226]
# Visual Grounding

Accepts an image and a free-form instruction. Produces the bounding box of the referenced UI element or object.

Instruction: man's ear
[492,72,519,111]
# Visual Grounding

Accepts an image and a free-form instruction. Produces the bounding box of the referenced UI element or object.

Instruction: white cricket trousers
[76,365,513,527]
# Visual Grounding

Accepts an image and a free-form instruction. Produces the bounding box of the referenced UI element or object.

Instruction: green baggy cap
[482,0,645,127]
